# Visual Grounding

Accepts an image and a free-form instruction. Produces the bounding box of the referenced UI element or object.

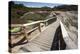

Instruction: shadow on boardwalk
[51,25,66,50]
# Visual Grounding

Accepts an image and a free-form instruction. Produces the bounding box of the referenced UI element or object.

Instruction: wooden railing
[60,20,77,49]
[9,17,56,48]
[10,17,55,35]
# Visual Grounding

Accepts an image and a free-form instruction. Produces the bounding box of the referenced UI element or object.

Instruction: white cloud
[12,0,78,5]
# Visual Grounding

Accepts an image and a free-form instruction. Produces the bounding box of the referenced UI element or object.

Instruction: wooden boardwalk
[13,18,60,52]
[10,11,78,52]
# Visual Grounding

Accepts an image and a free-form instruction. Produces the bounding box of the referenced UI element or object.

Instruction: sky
[14,1,62,8]
[12,0,78,5]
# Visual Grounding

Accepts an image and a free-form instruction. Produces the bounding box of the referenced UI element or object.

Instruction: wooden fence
[10,17,56,43]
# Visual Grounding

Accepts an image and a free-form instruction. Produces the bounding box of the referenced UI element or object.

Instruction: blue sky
[14,1,62,8]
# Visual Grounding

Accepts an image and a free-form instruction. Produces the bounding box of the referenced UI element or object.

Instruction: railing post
[38,23,41,32]
[22,26,28,41]
[44,21,48,26]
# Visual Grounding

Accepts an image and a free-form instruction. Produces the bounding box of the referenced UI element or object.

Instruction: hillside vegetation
[9,1,78,24]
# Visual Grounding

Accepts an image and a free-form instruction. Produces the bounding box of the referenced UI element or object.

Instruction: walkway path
[18,17,60,52]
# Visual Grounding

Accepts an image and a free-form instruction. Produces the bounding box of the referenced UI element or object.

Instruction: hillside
[9,1,78,24]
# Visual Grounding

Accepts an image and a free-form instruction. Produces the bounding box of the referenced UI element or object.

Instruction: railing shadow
[50,25,66,50]
[9,36,28,48]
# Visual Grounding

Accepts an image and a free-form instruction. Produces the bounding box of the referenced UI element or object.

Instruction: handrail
[11,18,54,27]
[43,17,55,22]
[11,21,40,27]
[23,21,42,26]
[60,20,77,49]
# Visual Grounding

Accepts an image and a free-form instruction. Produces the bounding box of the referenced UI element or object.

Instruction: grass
[10,27,21,33]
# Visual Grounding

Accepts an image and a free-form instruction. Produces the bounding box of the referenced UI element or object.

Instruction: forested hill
[53,5,78,11]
